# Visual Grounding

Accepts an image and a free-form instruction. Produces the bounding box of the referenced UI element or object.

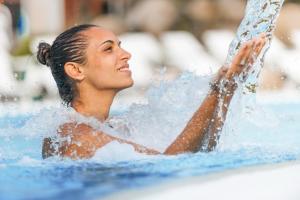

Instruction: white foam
[17,156,43,166]
[91,141,156,163]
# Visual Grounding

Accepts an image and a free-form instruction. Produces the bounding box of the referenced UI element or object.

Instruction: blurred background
[1,0,300,106]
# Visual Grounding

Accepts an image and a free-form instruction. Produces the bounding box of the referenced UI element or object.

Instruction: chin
[124,79,134,88]
[116,79,134,91]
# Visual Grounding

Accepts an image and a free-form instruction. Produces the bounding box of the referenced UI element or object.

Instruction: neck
[72,88,117,122]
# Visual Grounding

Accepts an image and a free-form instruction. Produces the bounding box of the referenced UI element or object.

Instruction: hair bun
[37,42,51,66]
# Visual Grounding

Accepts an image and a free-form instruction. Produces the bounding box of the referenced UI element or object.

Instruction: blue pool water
[0,102,300,200]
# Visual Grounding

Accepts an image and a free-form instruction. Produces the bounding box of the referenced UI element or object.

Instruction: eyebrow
[99,40,121,47]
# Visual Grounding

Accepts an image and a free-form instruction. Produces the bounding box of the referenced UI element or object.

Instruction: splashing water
[2,1,300,200]
[207,0,285,149]
[226,0,284,92]
[111,0,286,153]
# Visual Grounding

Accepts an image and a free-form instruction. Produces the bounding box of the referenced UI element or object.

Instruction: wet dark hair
[37,24,98,106]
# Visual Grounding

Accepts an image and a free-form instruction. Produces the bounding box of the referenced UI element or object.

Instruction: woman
[39,24,266,159]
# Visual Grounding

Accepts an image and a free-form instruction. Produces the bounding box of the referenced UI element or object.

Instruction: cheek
[87,61,116,87]
[92,55,116,75]
[100,52,118,64]
[86,54,133,89]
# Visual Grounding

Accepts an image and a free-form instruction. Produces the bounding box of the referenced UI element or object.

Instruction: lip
[117,64,131,73]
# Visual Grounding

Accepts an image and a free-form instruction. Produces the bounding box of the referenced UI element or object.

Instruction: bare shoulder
[42,122,114,159]
[42,122,160,159]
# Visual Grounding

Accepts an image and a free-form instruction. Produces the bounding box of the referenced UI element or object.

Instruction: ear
[64,62,85,81]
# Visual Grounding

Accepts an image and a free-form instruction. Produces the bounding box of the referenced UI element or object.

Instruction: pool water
[0,101,299,200]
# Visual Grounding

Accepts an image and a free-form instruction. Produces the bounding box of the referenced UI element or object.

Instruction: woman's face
[82,27,133,91]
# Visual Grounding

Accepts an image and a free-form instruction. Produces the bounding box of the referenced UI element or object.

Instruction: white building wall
[21,0,65,35]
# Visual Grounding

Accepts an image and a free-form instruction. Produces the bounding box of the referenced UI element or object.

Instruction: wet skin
[42,28,267,159]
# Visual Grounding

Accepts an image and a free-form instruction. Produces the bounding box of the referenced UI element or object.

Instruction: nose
[120,48,131,61]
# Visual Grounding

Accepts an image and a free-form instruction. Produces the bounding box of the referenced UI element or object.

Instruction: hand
[226,34,267,80]
[212,66,229,85]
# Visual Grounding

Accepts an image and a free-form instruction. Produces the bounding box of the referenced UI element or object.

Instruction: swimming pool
[0,98,299,200]
[1,0,293,199]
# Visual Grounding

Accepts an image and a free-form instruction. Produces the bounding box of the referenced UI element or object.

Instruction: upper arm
[58,123,114,159]
[57,123,160,159]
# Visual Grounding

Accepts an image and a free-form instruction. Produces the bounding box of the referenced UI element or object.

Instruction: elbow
[42,137,56,159]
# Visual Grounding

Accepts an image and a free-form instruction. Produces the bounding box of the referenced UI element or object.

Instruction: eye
[104,46,113,52]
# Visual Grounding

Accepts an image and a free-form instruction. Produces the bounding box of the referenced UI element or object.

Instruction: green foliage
[11,36,32,56]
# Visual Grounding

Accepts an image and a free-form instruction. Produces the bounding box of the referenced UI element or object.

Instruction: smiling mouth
[117,64,131,72]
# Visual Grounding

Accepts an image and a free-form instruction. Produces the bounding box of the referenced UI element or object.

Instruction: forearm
[204,80,237,151]
[113,136,161,155]
[164,89,220,155]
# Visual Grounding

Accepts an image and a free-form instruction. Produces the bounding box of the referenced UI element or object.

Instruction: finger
[243,40,256,65]
[242,36,266,77]
[239,40,257,80]
[255,37,267,55]
[253,37,263,52]
[255,33,267,51]
[248,35,266,64]
[232,41,252,67]
[259,32,267,39]
[247,39,259,64]
[243,61,253,77]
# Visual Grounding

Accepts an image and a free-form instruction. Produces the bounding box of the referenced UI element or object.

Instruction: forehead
[83,27,118,44]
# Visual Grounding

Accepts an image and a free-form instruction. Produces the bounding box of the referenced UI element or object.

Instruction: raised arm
[164,35,266,154]
[203,34,267,151]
